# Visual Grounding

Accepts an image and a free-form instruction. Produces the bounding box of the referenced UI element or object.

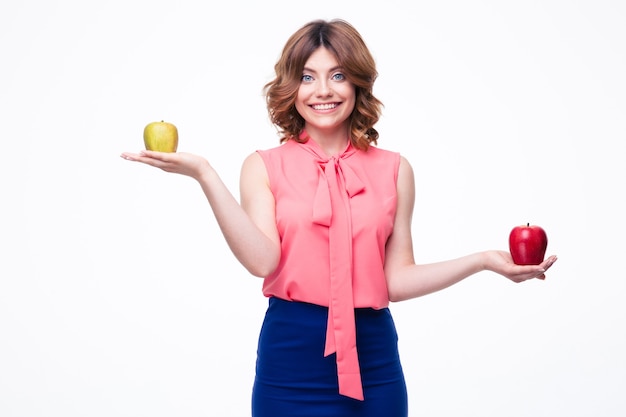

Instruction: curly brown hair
[264,19,383,151]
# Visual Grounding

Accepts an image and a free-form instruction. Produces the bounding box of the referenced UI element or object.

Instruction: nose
[315,79,332,97]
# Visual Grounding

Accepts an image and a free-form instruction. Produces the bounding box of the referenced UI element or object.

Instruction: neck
[305,126,350,157]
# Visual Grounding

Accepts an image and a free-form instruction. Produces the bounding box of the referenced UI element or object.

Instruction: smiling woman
[120,18,556,417]
[264,19,382,153]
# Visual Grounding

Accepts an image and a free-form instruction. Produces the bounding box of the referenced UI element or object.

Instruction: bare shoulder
[398,154,413,171]
[240,151,272,205]
[241,151,268,182]
[242,151,264,169]
[397,155,415,189]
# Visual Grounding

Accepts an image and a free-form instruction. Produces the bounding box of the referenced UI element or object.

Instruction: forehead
[304,47,340,71]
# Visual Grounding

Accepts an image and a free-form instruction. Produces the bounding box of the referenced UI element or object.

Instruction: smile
[311,103,339,110]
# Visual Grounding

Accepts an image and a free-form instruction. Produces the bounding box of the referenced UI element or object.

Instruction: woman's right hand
[120,150,212,181]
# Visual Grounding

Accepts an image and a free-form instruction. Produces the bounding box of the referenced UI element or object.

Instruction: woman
[121,19,557,417]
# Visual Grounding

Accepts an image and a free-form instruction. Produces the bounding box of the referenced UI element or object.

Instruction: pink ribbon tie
[311,154,366,401]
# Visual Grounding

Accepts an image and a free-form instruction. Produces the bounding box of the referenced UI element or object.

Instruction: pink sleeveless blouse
[257,135,400,400]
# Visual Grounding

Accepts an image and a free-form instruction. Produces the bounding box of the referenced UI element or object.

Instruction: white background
[1,0,624,416]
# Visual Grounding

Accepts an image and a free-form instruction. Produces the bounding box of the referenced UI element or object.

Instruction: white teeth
[312,103,337,110]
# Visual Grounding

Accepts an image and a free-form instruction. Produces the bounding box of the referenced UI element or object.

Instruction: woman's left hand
[485,250,558,282]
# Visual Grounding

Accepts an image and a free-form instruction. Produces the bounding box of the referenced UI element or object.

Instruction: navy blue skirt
[252,297,408,417]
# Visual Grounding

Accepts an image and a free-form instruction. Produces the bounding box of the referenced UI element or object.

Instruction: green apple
[143,120,178,152]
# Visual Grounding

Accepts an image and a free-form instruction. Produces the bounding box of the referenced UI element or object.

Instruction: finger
[120,153,171,171]
[121,152,147,161]
[120,152,149,163]
[540,255,558,270]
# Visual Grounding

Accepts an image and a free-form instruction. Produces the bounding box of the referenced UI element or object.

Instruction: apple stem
[527,222,530,227]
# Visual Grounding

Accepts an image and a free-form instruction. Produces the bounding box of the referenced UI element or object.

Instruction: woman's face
[295,47,356,135]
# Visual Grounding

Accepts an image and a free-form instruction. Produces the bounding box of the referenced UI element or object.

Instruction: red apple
[509,223,548,265]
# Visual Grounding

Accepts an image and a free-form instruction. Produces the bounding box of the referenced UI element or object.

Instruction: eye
[331,72,346,81]
[301,74,314,82]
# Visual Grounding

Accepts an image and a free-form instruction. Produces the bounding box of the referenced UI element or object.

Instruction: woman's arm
[383,156,557,302]
[120,150,280,277]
